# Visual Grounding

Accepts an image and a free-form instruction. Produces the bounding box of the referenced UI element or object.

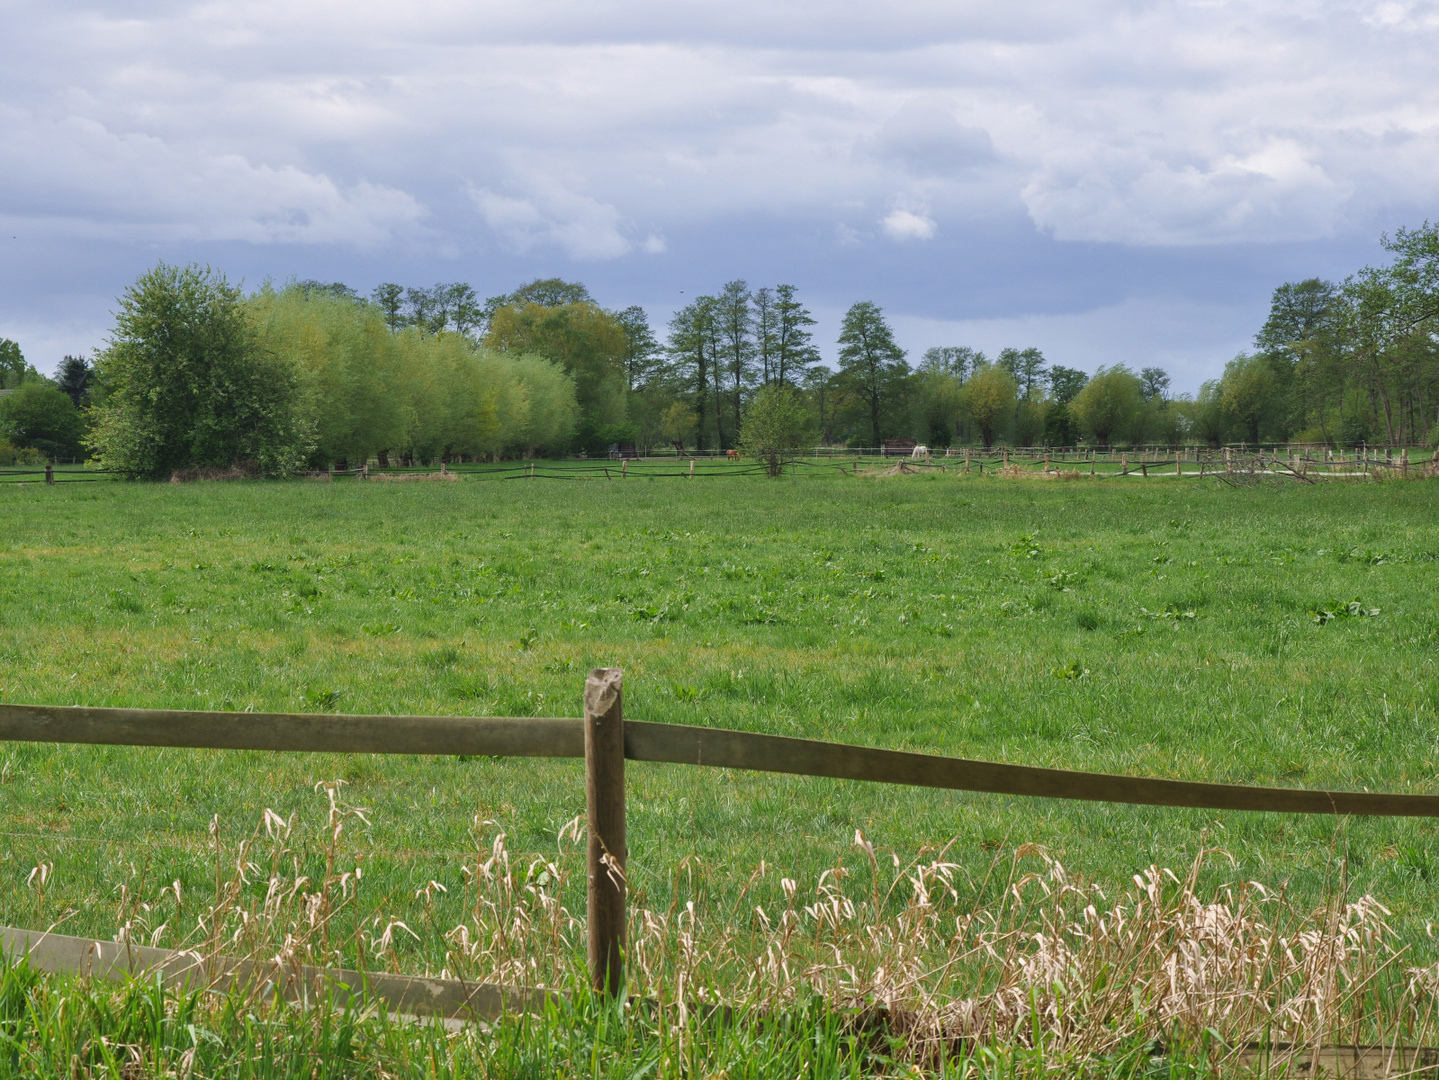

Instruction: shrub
[0,381,86,459]
[738,384,813,476]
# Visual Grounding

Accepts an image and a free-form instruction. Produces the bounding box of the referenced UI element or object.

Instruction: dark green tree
[667,298,717,450]
[1219,353,1282,444]
[837,301,908,448]
[1047,365,1088,404]
[998,347,1048,400]
[1139,366,1171,403]
[56,355,93,407]
[371,283,407,330]
[772,285,819,388]
[90,263,311,478]
[613,305,660,391]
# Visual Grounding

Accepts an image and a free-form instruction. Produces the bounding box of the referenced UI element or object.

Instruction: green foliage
[836,301,908,447]
[911,365,963,446]
[0,381,86,459]
[958,363,1017,447]
[89,264,313,479]
[485,299,628,439]
[997,346,1048,400]
[55,356,93,408]
[0,438,44,465]
[0,339,26,389]
[1069,365,1143,447]
[1047,364,1089,405]
[1218,352,1282,443]
[247,284,579,465]
[660,401,698,448]
[1044,400,1079,445]
[737,384,814,475]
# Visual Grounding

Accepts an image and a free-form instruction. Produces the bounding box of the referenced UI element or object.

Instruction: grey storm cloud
[2,0,1439,383]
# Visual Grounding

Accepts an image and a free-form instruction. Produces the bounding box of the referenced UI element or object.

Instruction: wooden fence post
[689,459,694,479]
[584,668,626,997]
[45,462,54,485]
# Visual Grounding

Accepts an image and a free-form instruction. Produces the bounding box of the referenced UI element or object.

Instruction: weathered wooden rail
[6,669,1439,1002]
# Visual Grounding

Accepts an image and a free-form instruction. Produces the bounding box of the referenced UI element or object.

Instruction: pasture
[2,467,1437,951]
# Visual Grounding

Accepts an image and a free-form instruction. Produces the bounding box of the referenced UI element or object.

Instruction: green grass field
[2,467,1438,971]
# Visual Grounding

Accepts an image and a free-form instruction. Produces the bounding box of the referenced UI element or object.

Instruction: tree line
[3,223,1435,474]
[1196,222,1439,446]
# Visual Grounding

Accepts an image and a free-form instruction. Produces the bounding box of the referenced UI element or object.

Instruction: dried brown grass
[168,463,260,483]
[86,789,1439,1069]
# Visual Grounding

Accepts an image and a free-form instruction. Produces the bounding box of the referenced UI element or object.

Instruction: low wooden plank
[624,721,1439,817]
[1231,1043,1439,1079]
[0,704,583,758]
[0,927,555,1023]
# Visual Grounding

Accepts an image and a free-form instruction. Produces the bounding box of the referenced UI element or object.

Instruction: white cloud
[469,182,631,260]
[1023,140,1354,246]
[0,107,425,247]
[881,207,937,242]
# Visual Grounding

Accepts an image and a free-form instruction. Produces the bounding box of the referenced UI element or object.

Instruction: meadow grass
[1,468,1439,1050]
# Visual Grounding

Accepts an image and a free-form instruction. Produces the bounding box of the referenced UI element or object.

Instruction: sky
[2,0,1437,392]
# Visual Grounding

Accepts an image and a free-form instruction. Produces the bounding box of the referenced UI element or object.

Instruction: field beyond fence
[4,471,1439,1075]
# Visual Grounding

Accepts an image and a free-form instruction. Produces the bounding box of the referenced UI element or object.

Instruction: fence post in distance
[584,667,626,997]
[45,462,54,485]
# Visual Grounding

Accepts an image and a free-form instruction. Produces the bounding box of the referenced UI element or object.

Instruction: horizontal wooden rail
[4,703,1439,817]
[0,703,582,757]
[624,722,1439,816]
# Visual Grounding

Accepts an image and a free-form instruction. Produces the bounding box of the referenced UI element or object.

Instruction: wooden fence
[5,669,1439,1001]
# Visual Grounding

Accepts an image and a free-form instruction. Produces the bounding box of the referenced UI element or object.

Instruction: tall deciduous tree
[1047,365,1088,405]
[484,299,629,436]
[667,298,717,451]
[716,280,755,438]
[613,305,660,391]
[1069,365,1143,448]
[837,301,908,448]
[773,284,819,388]
[959,363,1016,447]
[998,347,1048,400]
[90,263,312,478]
[921,346,979,382]
[1139,367,1171,403]
[1218,353,1282,444]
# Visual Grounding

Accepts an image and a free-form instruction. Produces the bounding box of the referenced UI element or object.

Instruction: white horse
[910,445,930,459]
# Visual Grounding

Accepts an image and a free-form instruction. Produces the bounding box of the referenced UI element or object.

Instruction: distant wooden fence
[5,670,1439,1000]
